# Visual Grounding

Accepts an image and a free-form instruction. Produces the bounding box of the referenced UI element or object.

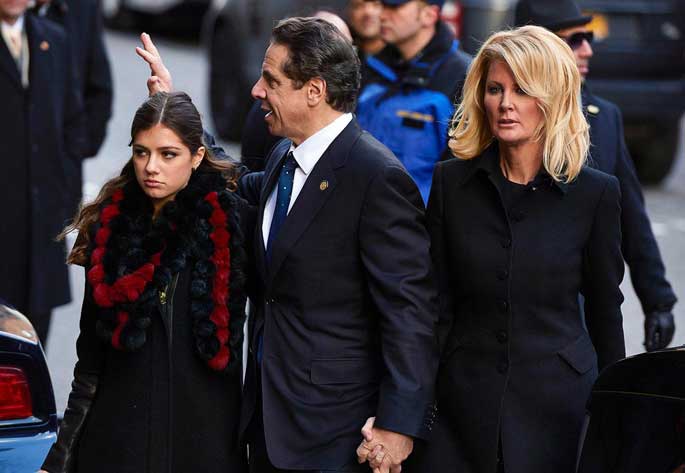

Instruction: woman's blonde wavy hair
[448,25,589,182]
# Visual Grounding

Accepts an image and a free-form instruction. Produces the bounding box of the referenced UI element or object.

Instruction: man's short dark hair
[272,17,361,113]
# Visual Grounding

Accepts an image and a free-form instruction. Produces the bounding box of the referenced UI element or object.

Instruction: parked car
[0,302,57,472]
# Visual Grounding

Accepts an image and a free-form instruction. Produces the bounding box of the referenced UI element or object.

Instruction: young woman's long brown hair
[60,91,240,266]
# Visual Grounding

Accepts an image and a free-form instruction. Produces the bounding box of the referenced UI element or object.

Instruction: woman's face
[131,123,204,214]
[483,60,544,148]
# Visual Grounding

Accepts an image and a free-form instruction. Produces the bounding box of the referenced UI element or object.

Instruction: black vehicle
[577,347,685,473]
[104,0,211,33]
[0,303,57,471]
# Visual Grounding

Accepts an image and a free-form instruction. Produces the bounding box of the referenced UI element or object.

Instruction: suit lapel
[0,28,21,90]
[266,120,360,286]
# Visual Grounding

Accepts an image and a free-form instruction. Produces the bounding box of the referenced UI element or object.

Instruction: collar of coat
[458,141,570,194]
[87,170,247,374]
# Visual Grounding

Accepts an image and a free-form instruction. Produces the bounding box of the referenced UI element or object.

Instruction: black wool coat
[0,12,85,316]
[68,269,247,473]
[42,176,255,473]
[407,145,626,473]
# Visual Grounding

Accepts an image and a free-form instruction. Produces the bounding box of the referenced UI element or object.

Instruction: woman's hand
[135,33,173,96]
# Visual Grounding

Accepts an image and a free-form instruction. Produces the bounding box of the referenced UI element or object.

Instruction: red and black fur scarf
[86,170,247,373]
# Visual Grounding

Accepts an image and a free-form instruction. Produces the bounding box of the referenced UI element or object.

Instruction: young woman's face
[131,123,204,214]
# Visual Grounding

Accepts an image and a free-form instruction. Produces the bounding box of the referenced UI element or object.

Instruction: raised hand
[135,32,173,95]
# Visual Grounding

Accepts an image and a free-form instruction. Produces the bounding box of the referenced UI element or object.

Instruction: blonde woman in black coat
[403,26,626,473]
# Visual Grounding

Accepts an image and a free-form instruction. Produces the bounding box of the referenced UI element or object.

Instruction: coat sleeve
[41,273,104,473]
[425,163,456,354]
[582,176,626,371]
[81,0,113,158]
[610,106,677,314]
[359,164,439,440]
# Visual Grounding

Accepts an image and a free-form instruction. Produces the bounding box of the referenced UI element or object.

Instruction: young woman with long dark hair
[40,91,252,473]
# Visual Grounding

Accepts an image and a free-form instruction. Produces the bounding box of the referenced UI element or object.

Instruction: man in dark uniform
[0,0,85,344]
[356,0,471,203]
[515,0,677,352]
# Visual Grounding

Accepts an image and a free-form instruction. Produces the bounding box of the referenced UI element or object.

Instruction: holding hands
[357,417,413,473]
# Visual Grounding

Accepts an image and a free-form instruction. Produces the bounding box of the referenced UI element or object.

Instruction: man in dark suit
[137,18,438,473]
[0,0,85,343]
[516,0,678,352]
[242,18,438,473]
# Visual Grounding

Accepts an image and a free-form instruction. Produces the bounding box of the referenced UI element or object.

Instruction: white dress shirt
[1,16,24,60]
[262,112,353,248]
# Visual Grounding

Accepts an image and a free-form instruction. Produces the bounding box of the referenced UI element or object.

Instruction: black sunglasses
[563,31,594,49]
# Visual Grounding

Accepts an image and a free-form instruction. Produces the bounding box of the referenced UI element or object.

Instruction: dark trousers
[248,365,367,473]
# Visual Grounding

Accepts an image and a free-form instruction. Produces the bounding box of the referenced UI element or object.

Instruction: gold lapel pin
[587,104,600,115]
[40,41,50,51]
[319,180,329,191]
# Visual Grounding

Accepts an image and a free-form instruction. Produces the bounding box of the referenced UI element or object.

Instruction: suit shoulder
[352,130,405,171]
[31,13,67,41]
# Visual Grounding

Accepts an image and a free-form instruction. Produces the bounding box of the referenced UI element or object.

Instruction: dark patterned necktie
[266,151,298,263]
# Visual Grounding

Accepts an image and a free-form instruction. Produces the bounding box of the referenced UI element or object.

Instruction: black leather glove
[41,370,98,473]
[644,311,675,352]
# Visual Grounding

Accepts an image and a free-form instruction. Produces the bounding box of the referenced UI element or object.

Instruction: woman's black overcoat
[408,145,626,473]
[50,174,255,473]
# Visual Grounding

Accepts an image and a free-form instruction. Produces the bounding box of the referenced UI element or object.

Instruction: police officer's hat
[514,0,592,31]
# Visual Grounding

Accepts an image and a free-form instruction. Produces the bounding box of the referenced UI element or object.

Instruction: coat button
[496,330,508,343]
[497,361,509,374]
[497,269,509,280]
[501,239,511,249]
[512,210,525,222]
[498,300,509,312]
[32,144,39,153]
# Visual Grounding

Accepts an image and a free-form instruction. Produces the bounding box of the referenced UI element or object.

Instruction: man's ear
[421,4,441,27]
[307,77,327,107]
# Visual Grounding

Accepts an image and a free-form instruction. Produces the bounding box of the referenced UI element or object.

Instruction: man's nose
[579,39,593,58]
[251,78,266,100]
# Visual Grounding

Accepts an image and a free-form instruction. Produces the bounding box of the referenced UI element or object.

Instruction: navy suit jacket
[583,89,677,314]
[238,119,439,470]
